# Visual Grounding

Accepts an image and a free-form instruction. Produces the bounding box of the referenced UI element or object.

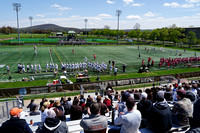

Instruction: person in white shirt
[41,102,50,123]
[7,65,10,74]
[109,97,141,133]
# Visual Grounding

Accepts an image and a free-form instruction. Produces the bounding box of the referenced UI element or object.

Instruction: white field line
[48,47,54,64]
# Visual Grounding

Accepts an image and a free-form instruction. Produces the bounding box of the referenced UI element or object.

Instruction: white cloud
[70,15,80,18]
[163,2,180,8]
[123,0,134,5]
[182,3,195,8]
[36,14,45,18]
[107,0,115,4]
[98,14,112,18]
[144,12,156,17]
[131,3,144,7]
[185,0,200,3]
[51,4,72,11]
[126,15,141,19]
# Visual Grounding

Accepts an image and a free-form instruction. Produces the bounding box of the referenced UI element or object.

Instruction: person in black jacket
[147,91,172,133]
[186,98,200,133]
[137,92,152,128]
[0,107,32,133]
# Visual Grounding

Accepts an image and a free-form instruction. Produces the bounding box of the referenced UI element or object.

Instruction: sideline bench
[76,76,90,82]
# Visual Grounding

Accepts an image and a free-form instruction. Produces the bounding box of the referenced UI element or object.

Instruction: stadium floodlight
[29,16,33,38]
[13,3,21,43]
[84,19,88,36]
[116,10,122,45]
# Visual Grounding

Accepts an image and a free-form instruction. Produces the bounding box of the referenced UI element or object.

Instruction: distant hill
[20,24,81,33]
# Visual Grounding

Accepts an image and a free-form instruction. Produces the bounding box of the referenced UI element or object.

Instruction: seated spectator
[109,97,141,133]
[147,91,172,133]
[86,97,94,114]
[137,92,152,128]
[114,91,119,101]
[164,88,173,101]
[39,98,46,110]
[93,92,98,101]
[70,98,83,120]
[80,98,87,114]
[97,95,109,116]
[115,91,130,115]
[30,105,40,116]
[172,89,193,126]
[48,100,54,109]
[0,107,32,133]
[129,90,134,99]
[80,103,107,133]
[103,96,112,111]
[67,97,72,109]
[186,98,200,133]
[186,91,196,103]
[36,108,68,133]
[80,95,86,103]
[62,98,70,115]
[54,100,66,121]
[27,99,36,112]
[41,101,50,123]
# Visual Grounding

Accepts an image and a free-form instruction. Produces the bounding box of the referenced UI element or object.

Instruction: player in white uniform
[7,65,10,74]
[31,64,34,73]
[34,64,37,73]
[38,64,42,73]
[22,64,25,73]
[110,65,113,74]
[26,64,29,73]
[55,64,58,72]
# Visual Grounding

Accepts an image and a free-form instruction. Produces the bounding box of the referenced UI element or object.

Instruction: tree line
[0,26,199,47]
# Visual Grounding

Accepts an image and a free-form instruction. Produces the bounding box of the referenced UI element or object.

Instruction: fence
[0,97,23,124]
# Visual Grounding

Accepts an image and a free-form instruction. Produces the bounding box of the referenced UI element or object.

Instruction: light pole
[84,19,88,36]
[29,16,33,38]
[116,10,122,45]
[13,3,21,43]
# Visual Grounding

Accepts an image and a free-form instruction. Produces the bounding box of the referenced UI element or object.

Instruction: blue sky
[1,0,200,29]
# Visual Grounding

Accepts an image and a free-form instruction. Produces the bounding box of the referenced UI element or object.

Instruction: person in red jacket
[103,96,112,111]
[93,54,96,60]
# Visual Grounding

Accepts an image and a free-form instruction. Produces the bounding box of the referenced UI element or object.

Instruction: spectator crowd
[0,80,200,133]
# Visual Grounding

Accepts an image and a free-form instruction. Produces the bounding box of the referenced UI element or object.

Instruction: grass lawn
[0,45,199,84]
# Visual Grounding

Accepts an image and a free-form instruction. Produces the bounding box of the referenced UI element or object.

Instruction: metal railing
[0,97,23,124]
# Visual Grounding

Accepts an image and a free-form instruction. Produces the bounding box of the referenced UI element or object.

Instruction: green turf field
[0,45,199,82]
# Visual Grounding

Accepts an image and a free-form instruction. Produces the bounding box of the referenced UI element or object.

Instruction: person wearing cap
[172,89,193,126]
[147,91,172,133]
[137,92,152,128]
[80,103,108,133]
[36,108,68,133]
[0,107,32,133]
[109,97,141,133]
